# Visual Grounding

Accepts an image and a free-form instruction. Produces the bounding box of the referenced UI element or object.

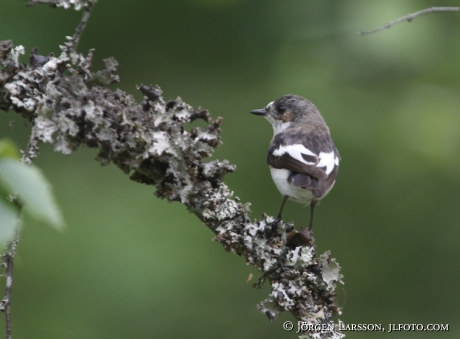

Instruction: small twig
[21,136,39,165]
[359,7,460,35]
[26,0,59,7]
[27,0,96,53]
[68,3,94,53]
[0,205,21,339]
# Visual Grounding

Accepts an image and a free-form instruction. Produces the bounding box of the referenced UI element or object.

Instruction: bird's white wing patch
[272,144,317,165]
[318,151,339,175]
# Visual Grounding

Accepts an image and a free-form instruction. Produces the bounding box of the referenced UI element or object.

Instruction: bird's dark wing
[267,142,339,198]
[268,151,327,179]
[288,166,338,198]
[267,143,328,179]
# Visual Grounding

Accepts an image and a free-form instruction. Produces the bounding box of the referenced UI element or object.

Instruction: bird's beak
[250,108,267,116]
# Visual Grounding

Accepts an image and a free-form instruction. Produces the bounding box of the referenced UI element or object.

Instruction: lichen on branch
[0,6,344,337]
[27,0,96,10]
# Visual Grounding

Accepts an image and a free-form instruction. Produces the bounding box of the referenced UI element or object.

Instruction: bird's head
[250,95,325,135]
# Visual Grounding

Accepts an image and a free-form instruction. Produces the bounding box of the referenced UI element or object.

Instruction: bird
[250,95,339,229]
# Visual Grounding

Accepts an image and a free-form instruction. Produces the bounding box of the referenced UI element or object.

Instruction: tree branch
[0,2,344,338]
[0,204,21,339]
[359,7,460,35]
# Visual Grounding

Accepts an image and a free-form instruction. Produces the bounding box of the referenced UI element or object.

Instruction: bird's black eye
[277,105,286,113]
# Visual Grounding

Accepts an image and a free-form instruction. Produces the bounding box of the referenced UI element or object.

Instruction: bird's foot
[273,211,284,225]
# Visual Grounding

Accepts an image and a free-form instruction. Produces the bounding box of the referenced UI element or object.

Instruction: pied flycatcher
[250,95,339,229]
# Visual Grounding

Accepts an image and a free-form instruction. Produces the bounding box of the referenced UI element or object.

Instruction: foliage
[0,139,64,245]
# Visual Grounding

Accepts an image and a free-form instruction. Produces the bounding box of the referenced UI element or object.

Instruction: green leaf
[0,139,21,160]
[0,199,17,244]
[0,159,65,230]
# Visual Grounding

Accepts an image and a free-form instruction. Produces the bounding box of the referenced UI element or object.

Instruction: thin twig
[26,0,59,6]
[359,7,460,35]
[0,205,21,339]
[68,3,94,53]
[26,0,96,53]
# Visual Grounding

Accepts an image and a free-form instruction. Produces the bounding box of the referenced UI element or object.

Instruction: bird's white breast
[269,167,314,205]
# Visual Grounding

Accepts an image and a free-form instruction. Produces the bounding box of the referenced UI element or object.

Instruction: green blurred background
[1,0,460,338]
